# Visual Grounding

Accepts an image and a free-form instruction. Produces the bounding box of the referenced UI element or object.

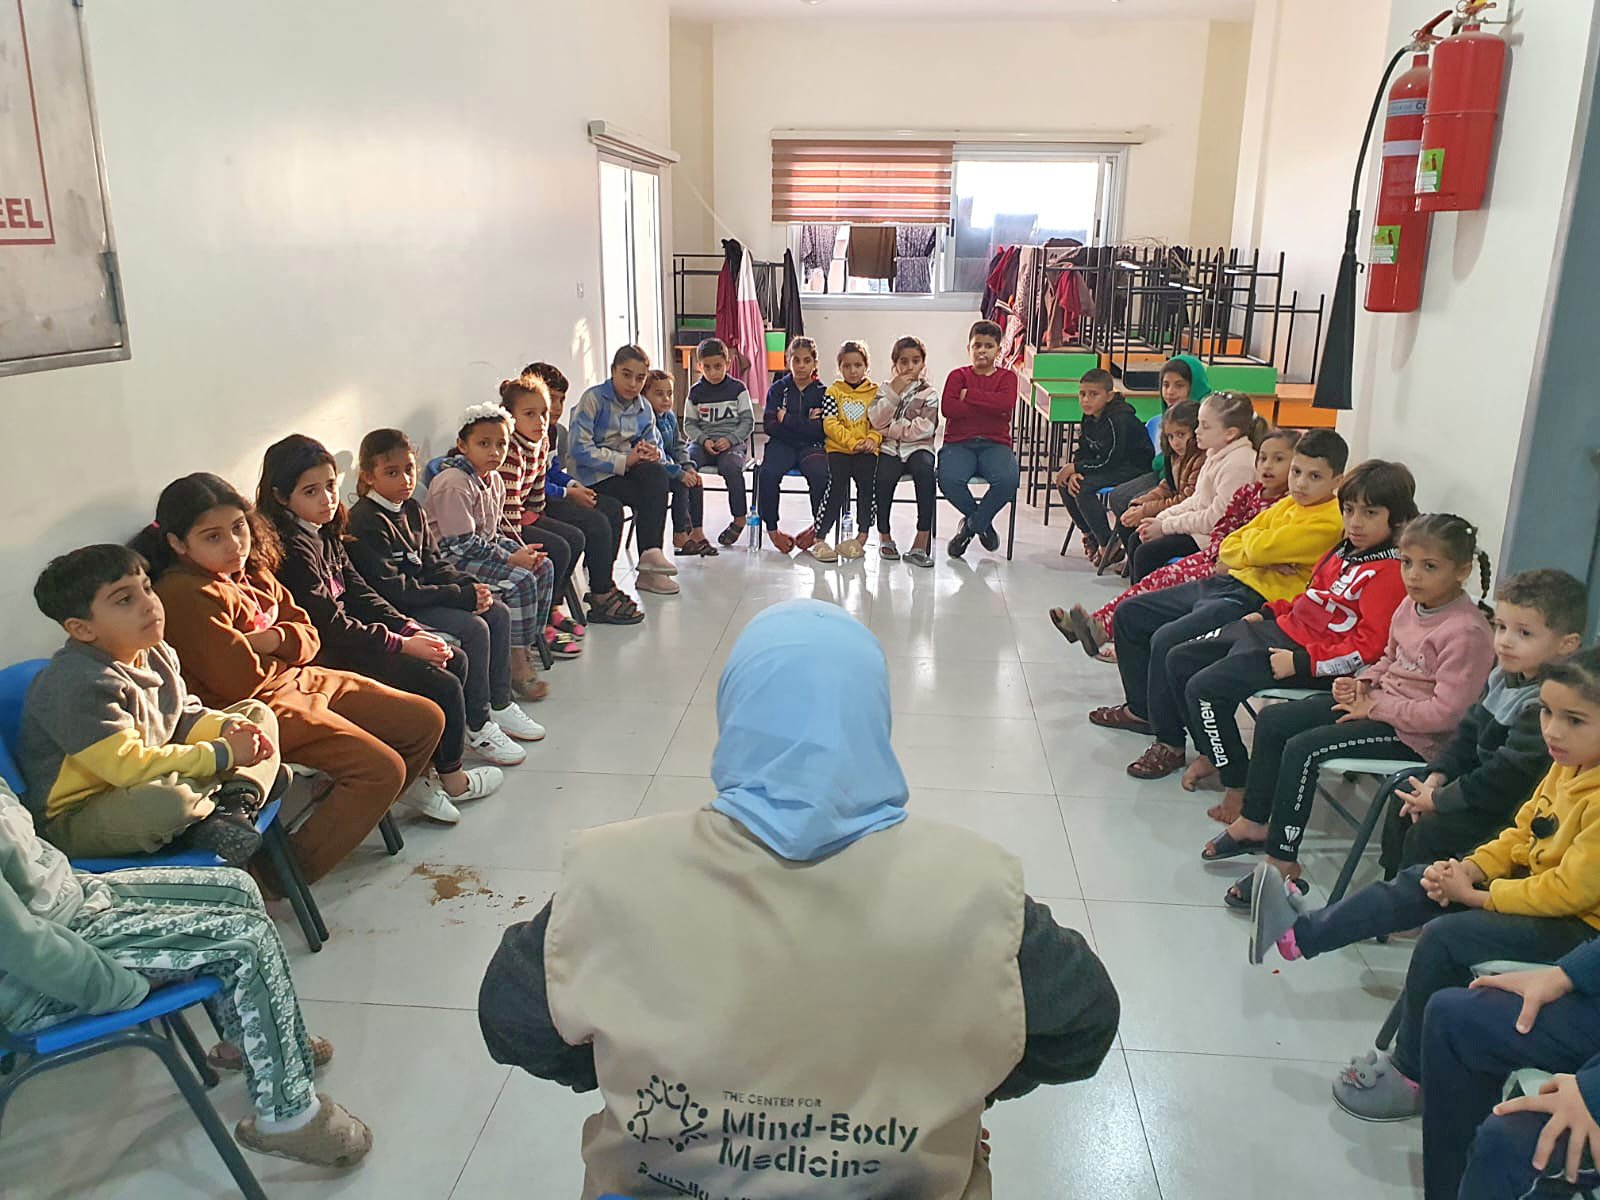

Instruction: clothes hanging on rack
[715,240,742,353]
[753,262,780,328]
[981,246,1020,321]
[721,238,770,403]
[779,249,805,343]
[894,226,938,294]
[846,226,896,280]
[799,224,840,275]
[1014,246,1041,343]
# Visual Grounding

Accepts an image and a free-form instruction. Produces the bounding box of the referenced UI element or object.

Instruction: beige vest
[545,808,1026,1200]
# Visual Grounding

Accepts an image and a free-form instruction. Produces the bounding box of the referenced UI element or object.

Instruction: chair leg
[165,1011,220,1087]
[378,813,404,855]
[1059,519,1077,557]
[564,578,587,626]
[1375,993,1404,1051]
[535,631,554,671]
[274,823,329,943]
[263,820,323,952]
[149,1035,270,1200]
[1328,775,1404,905]
[1006,499,1016,561]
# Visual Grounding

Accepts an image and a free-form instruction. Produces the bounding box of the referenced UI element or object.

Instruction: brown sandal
[1049,608,1078,643]
[1127,742,1187,780]
[585,588,645,625]
[1088,704,1153,734]
[717,518,745,547]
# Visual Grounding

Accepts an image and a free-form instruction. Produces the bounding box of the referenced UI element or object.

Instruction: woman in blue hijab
[480,600,1119,1200]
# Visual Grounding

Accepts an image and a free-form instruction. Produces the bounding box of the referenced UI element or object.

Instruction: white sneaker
[396,781,461,825]
[468,721,528,763]
[446,766,503,802]
[637,548,679,575]
[636,572,680,594]
[490,705,546,743]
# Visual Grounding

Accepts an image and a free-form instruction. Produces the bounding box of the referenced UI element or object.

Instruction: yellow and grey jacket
[1216,494,1345,603]
[1468,762,1600,929]
[823,379,881,455]
[17,639,237,821]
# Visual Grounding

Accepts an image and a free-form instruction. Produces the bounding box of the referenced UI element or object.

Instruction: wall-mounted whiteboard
[0,0,127,376]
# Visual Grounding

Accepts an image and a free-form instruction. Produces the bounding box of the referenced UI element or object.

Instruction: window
[598,158,664,366]
[783,144,1124,300]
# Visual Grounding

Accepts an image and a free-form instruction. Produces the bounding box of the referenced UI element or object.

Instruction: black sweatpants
[819,451,878,541]
[519,517,573,604]
[1060,467,1151,550]
[329,645,470,776]
[1240,693,1422,862]
[545,494,620,594]
[1167,618,1321,780]
[670,477,704,534]
[593,461,669,555]
[1129,533,1202,584]
[414,601,513,730]
[1114,577,1266,744]
[1379,795,1519,877]
[1291,865,1594,1081]
[876,449,936,534]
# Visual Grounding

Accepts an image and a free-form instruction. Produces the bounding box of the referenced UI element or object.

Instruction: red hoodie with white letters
[1263,540,1407,678]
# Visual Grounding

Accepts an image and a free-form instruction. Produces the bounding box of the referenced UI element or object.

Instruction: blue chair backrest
[0,659,48,796]
[1146,413,1163,449]
[422,454,448,488]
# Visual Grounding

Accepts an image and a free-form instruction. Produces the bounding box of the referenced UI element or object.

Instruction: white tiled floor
[0,497,1425,1198]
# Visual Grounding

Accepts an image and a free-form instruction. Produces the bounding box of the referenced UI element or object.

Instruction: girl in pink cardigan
[1126,391,1264,583]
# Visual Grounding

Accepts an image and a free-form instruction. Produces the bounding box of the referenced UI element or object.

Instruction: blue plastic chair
[0,659,336,952]
[0,976,268,1200]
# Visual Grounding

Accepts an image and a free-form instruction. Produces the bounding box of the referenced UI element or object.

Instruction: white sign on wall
[0,0,127,376]
[0,0,55,245]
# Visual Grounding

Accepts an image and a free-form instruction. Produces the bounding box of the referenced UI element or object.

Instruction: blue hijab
[710,600,909,861]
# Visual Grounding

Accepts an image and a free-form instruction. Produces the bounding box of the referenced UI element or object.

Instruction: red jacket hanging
[1264,540,1407,678]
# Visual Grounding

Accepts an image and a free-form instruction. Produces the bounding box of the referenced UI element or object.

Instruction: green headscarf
[1167,354,1212,402]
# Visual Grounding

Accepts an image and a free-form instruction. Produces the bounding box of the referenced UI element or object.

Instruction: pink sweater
[1149,435,1257,540]
[1358,593,1496,760]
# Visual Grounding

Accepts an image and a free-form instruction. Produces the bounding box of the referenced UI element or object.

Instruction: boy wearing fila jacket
[1168,461,1418,797]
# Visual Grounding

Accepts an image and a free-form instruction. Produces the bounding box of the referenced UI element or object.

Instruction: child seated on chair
[1205,513,1497,908]
[0,777,371,1167]
[684,337,755,549]
[938,320,1020,559]
[1087,429,1350,753]
[1247,648,1600,1126]
[814,339,881,563]
[1052,369,1154,569]
[869,335,940,568]
[1107,398,1201,574]
[18,545,281,866]
[1053,429,1298,662]
[1379,568,1588,877]
[644,369,716,558]
[759,337,830,556]
[1152,460,1417,791]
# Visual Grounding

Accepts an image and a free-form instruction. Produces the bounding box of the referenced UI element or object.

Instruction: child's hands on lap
[1422,858,1486,908]
[509,545,543,570]
[1472,964,1577,1033]
[244,627,285,656]
[684,468,702,487]
[1269,649,1297,680]
[1334,689,1378,723]
[1242,612,1264,624]
[565,483,598,509]
[473,583,495,614]
[222,722,274,767]
[1331,676,1368,706]
[1136,516,1160,538]
[1120,506,1143,528]
[403,633,453,666]
[1398,772,1446,821]
[1494,1073,1600,1184]
[1053,462,1076,488]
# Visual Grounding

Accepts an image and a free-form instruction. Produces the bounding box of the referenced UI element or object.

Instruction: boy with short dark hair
[684,337,755,547]
[1377,567,1589,872]
[19,544,281,863]
[1053,368,1156,559]
[1090,430,1350,743]
[937,319,1021,558]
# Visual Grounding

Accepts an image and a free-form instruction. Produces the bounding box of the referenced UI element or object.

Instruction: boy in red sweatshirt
[1170,461,1417,811]
[936,320,1019,559]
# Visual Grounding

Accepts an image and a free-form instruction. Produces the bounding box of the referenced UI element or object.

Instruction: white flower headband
[457,400,509,432]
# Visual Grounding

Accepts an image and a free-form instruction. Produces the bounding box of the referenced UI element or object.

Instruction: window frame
[788,142,1128,309]
[596,152,666,368]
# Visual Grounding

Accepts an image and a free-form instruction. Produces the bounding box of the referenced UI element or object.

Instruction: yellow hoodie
[1216,494,1344,603]
[823,378,881,455]
[1468,762,1600,929]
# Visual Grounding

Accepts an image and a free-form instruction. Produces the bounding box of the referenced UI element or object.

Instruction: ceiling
[671,0,1252,20]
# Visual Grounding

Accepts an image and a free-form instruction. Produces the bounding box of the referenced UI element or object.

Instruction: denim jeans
[936,439,1019,537]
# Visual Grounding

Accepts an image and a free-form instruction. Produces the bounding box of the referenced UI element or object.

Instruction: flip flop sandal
[904,548,934,568]
[1068,606,1107,658]
[1049,608,1079,643]
[1224,870,1308,912]
[1094,644,1118,665]
[880,541,901,561]
[1200,830,1267,862]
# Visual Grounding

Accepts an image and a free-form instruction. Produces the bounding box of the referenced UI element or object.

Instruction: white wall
[1344,1,1600,564]
[708,16,1249,260]
[1231,0,1393,376]
[0,0,668,662]
[670,19,716,255]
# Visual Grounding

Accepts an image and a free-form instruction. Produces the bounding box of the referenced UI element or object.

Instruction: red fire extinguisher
[1415,2,1509,212]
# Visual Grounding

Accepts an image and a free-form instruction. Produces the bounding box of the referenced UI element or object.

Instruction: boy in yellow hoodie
[812,340,881,563]
[1250,647,1600,1122]
[1089,429,1349,756]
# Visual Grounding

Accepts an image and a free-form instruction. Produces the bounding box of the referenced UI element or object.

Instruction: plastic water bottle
[841,513,854,543]
[746,510,761,553]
